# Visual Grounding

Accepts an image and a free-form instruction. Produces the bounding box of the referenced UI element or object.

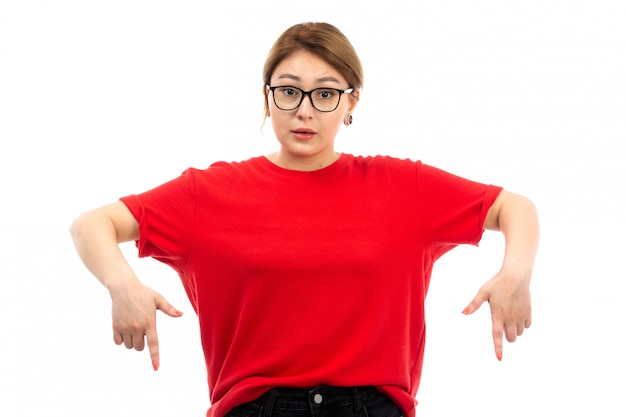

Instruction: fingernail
[153,361,159,371]
[175,310,184,317]
[496,352,502,361]
[462,307,470,315]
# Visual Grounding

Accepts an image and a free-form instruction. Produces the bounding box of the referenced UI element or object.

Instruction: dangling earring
[345,114,353,126]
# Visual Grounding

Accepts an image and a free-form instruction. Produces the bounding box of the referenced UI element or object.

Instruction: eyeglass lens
[272,87,344,112]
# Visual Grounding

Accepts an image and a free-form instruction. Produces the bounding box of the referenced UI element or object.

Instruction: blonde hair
[262,22,364,117]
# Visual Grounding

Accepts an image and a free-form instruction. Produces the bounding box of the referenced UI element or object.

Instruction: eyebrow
[276,74,341,84]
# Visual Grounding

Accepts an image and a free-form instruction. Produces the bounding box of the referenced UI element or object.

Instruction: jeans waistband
[255,386,380,412]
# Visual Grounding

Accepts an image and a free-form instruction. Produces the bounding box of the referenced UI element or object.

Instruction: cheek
[330,112,347,129]
[268,99,288,125]
[319,116,343,138]
[269,111,288,134]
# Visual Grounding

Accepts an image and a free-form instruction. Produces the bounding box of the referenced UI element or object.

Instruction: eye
[315,89,337,100]
[278,87,301,97]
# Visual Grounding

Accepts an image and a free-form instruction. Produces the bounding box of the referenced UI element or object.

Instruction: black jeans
[225,386,405,417]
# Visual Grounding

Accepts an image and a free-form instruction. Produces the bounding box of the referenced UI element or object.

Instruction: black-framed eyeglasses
[267,85,354,112]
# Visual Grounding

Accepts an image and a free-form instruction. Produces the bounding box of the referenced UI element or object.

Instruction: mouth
[292,128,316,140]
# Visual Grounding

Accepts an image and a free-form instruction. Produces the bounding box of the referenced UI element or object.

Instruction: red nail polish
[153,361,159,371]
[496,352,502,361]
[462,308,470,315]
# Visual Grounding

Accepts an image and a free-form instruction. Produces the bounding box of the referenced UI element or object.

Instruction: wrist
[103,270,141,296]
[498,262,533,283]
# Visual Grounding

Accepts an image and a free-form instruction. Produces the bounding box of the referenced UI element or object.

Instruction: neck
[266,150,341,172]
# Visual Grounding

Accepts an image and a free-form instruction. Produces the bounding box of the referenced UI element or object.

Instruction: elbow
[69,212,88,244]
[518,194,539,224]
[69,210,102,244]
[488,191,539,232]
[502,192,540,235]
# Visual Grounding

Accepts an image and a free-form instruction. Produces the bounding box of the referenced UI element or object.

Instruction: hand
[462,270,532,361]
[110,282,183,371]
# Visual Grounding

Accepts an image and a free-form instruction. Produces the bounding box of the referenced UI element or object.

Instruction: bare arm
[463,190,539,361]
[69,201,182,371]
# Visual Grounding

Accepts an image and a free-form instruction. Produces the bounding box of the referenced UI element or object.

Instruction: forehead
[271,50,346,85]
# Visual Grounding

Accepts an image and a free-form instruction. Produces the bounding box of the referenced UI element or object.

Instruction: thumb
[155,295,184,318]
[462,288,489,315]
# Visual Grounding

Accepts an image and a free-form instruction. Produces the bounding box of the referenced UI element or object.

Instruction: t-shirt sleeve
[119,169,197,271]
[416,162,503,250]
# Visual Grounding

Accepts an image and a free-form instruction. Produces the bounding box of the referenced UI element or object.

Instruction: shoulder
[194,156,266,173]
[346,154,421,168]
[345,154,422,175]
[184,156,267,182]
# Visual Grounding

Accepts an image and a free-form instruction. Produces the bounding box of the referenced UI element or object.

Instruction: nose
[296,92,314,119]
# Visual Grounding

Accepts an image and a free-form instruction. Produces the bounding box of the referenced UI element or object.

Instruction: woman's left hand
[476,190,538,361]
[462,269,532,361]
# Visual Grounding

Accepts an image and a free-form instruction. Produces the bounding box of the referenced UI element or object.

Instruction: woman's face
[267,50,358,170]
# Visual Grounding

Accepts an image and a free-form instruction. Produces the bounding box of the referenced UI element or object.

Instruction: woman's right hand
[70,202,182,371]
[110,281,183,371]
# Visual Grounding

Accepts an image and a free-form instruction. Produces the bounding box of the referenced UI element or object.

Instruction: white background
[1,1,624,416]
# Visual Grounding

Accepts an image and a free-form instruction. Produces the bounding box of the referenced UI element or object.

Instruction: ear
[346,90,359,115]
[342,91,359,126]
[263,84,271,118]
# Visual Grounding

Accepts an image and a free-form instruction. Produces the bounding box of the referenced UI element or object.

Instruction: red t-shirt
[120,154,502,417]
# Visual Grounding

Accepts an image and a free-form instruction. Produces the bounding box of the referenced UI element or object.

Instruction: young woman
[70,22,539,417]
